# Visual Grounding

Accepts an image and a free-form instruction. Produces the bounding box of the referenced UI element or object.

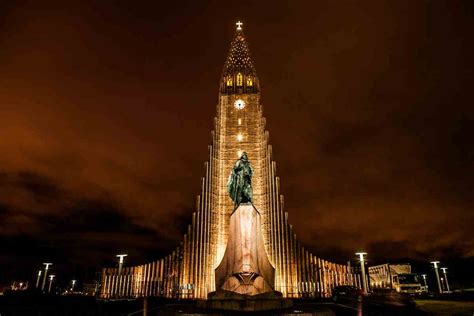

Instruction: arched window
[237,73,243,86]
[226,77,233,86]
[247,76,253,87]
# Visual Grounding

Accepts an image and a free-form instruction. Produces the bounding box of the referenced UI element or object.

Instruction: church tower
[100,22,359,300]
[210,22,269,286]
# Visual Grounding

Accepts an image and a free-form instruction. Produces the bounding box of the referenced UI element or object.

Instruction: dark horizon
[0,1,473,288]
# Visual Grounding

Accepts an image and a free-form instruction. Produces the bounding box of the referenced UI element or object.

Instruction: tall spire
[220,21,259,94]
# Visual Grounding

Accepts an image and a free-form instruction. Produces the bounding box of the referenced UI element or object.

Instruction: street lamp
[421,274,428,291]
[71,279,77,292]
[441,268,450,293]
[41,263,52,292]
[48,275,55,293]
[116,254,128,297]
[116,254,128,275]
[431,261,442,294]
[36,270,42,289]
[356,252,368,294]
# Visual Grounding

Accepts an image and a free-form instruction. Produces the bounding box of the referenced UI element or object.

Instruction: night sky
[1,1,473,287]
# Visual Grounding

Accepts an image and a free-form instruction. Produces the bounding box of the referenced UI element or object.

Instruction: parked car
[332,286,363,302]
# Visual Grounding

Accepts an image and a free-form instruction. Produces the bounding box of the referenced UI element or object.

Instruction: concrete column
[125,271,130,297]
[183,233,189,288]
[143,263,149,297]
[273,166,282,294]
[191,213,196,291]
[205,145,213,296]
[321,260,326,296]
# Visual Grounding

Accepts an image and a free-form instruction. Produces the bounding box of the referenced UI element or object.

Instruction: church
[101,22,361,299]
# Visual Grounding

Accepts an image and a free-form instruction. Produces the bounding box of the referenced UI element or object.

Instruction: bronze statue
[227,152,253,207]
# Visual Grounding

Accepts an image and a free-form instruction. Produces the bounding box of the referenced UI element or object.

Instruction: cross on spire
[236,21,243,31]
[221,21,259,94]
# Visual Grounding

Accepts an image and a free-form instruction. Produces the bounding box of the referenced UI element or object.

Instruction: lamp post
[116,254,128,297]
[41,263,52,292]
[421,274,428,291]
[71,279,77,292]
[48,275,55,293]
[356,252,368,294]
[36,270,42,289]
[116,254,128,275]
[431,261,442,294]
[441,268,450,293]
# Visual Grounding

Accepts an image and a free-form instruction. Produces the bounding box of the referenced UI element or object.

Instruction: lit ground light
[414,300,474,316]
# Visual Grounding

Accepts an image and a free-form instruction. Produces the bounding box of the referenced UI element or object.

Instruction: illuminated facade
[101,23,361,299]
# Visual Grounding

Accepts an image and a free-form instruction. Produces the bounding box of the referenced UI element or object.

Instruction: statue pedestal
[201,203,292,311]
[215,203,274,295]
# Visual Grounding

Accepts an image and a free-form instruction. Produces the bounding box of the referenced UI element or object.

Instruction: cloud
[0,1,473,282]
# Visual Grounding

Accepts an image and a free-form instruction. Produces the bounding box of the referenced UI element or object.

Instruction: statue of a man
[227,152,253,207]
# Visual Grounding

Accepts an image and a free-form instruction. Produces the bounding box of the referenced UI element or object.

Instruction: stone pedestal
[202,203,292,311]
[215,203,274,295]
[198,292,293,311]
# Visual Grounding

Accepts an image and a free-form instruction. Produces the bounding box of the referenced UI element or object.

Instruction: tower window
[226,77,233,86]
[238,118,242,125]
[247,77,253,87]
[237,73,243,86]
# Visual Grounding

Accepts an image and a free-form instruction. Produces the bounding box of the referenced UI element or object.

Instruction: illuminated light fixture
[117,253,128,280]
[355,252,367,262]
[116,254,128,264]
[238,118,241,125]
[237,150,242,157]
[430,261,439,268]
[237,134,243,141]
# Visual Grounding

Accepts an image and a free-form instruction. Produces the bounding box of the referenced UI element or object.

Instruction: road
[152,299,426,315]
[291,300,426,316]
[7,294,467,315]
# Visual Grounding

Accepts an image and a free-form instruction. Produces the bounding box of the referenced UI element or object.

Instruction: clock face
[234,99,246,110]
